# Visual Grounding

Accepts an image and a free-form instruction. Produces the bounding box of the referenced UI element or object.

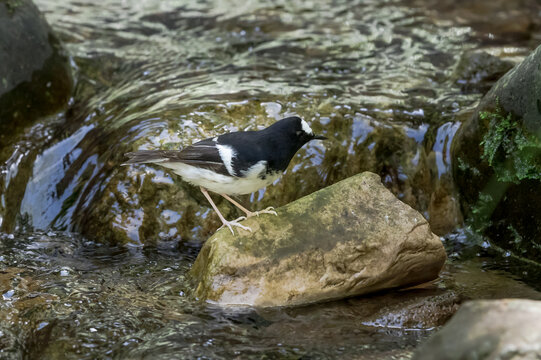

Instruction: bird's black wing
[124,139,231,176]
[174,139,230,176]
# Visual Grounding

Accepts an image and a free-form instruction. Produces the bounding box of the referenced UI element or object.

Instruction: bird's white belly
[161,162,281,195]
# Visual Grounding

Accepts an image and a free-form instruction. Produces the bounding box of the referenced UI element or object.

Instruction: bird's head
[262,116,327,171]
[270,116,327,147]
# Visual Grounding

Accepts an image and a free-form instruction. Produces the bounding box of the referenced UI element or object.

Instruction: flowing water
[1,0,541,358]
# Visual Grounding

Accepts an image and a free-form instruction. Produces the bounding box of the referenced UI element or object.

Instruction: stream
[1,0,541,358]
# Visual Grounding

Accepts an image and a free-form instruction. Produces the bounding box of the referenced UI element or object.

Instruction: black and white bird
[123,116,326,234]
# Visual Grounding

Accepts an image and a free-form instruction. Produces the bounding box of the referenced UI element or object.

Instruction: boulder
[452,44,541,264]
[190,172,447,307]
[413,299,541,360]
[0,0,72,128]
[0,0,72,232]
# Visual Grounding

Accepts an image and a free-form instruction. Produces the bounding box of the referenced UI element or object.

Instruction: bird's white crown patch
[300,119,314,135]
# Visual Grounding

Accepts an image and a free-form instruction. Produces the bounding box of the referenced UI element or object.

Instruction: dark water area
[1,0,541,358]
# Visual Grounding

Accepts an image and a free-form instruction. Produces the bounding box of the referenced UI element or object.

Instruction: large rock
[413,299,541,360]
[0,0,72,128]
[452,44,541,264]
[0,0,73,232]
[190,172,447,307]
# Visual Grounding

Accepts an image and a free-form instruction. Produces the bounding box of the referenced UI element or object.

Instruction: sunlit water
[1,0,541,358]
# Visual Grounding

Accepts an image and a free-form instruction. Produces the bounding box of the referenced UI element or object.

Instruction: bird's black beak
[312,134,328,140]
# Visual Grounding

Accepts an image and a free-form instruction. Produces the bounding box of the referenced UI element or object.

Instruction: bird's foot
[246,206,278,218]
[218,218,252,235]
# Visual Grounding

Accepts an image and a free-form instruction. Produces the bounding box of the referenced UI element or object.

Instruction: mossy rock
[191,172,446,307]
[452,44,541,264]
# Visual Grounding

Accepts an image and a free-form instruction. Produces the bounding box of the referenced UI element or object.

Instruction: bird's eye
[296,131,302,136]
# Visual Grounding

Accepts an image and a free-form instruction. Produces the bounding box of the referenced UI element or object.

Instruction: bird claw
[215,207,277,235]
[251,206,278,217]
[218,218,252,235]
[262,206,278,216]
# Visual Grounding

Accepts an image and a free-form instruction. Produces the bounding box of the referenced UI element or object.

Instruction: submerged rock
[451,50,514,94]
[451,44,541,265]
[191,172,446,307]
[413,299,541,360]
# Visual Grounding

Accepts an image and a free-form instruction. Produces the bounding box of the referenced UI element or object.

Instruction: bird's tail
[122,150,172,166]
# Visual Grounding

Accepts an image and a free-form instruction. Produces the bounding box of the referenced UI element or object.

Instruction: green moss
[507,225,526,254]
[471,192,494,231]
[457,157,481,176]
[480,109,541,183]
[1,0,23,14]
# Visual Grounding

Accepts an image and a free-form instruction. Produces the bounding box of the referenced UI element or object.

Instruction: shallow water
[0,232,421,358]
[2,0,541,358]
[2,231,539,359]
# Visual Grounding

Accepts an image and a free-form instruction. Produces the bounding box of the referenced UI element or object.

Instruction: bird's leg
[219,193,278,218]
[199,187,252,235]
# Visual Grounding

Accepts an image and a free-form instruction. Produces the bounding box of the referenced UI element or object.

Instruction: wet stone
[0,231,540,359]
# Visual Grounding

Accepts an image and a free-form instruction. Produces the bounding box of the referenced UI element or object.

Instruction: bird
[123,116,327,234]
